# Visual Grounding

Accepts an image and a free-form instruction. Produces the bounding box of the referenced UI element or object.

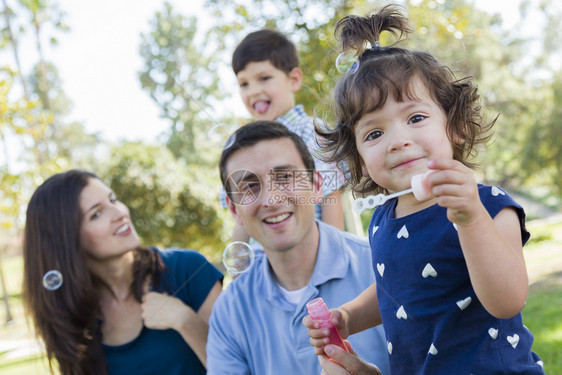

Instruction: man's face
[225,138,320,253]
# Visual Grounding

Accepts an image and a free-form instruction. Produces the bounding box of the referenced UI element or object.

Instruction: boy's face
[236,60,302,121]
[354,77,453,194]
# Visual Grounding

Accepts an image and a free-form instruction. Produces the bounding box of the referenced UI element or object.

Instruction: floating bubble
[43,270,63,291]
[335,52,360,74]
[223,241,255,276]
[223,133,236,150]
[207,123,231,145]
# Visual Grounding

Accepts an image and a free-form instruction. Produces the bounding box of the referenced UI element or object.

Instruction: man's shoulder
[318,222,370,251]
[342,231,370,250]
[214,255,265,308]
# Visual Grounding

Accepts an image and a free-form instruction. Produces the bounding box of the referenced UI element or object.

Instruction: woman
[23,170,222,375]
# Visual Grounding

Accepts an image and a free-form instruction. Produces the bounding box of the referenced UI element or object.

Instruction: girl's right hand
[303,307,350,355]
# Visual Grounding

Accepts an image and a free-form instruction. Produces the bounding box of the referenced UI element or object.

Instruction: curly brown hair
[317,4,494,196]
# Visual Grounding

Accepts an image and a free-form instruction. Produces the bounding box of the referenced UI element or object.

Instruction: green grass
[527,219,562,246]
[524,276,562,374]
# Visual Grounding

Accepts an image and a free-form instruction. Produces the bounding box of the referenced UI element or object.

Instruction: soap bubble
[43,270,63,291]
[208,123,231,145]
[335,52,360,74]
[223,133,236,150]
[223,241,255,276]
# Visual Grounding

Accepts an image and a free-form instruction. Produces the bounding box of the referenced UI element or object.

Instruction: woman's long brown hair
[23,170,162,375]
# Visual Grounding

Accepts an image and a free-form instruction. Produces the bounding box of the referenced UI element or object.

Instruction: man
[206,121,389,375]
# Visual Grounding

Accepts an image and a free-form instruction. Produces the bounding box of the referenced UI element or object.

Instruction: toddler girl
[304,5,544,374]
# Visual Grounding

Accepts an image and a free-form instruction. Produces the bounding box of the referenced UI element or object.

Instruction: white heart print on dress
[488,328,498,340]
[396,305,407,320]
[422,263,437,278]
[428,343,438,355]
[387,341,393,355]
[377,263,385,277]
[372,226,379,236]
[397,225,409,239]
[456,296,472,310]
[507,334,519,348]
[491,186,505,196]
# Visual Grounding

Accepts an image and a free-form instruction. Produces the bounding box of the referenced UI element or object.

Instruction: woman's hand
[319,342,381,375]
[141,291,194,331]
[142,282,221,368]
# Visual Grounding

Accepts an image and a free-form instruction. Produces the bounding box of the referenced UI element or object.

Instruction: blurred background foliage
[2,2,562,372]
[1,0,561,263]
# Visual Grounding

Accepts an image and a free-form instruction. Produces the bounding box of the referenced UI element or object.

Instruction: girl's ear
[449,124,466,145]
[452,133,466,146]
[360,159,369,177]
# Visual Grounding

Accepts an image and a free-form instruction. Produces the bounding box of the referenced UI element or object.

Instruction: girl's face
[79,178,140,261]
[354,77,453,193]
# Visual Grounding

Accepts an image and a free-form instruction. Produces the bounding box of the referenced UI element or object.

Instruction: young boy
[223,29,349,243]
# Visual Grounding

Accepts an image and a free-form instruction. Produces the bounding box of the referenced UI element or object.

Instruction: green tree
[516,0,562,196]
[1,1,103,321]
[102,142,225,259]
[520,71,562,196]
[138,1,226,167]
[1,0,102,176]
[138,2,239,258]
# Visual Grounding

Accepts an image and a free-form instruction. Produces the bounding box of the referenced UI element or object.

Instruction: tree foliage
[138,1,226,167]
[1,0,101,238]
[102,142,225,259]
[520,71,562,196]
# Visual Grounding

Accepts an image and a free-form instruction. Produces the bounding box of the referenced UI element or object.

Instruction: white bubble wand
[353,172,433,214]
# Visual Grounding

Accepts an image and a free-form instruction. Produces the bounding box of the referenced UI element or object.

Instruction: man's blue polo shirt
[206,221,390,375]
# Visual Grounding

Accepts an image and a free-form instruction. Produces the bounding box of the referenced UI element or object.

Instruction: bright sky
[23,0,526,143]
[41,0,228,143]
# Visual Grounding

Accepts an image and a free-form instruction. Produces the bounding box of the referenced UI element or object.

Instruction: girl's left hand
[426,159,485,226]
[141,291,194,331]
